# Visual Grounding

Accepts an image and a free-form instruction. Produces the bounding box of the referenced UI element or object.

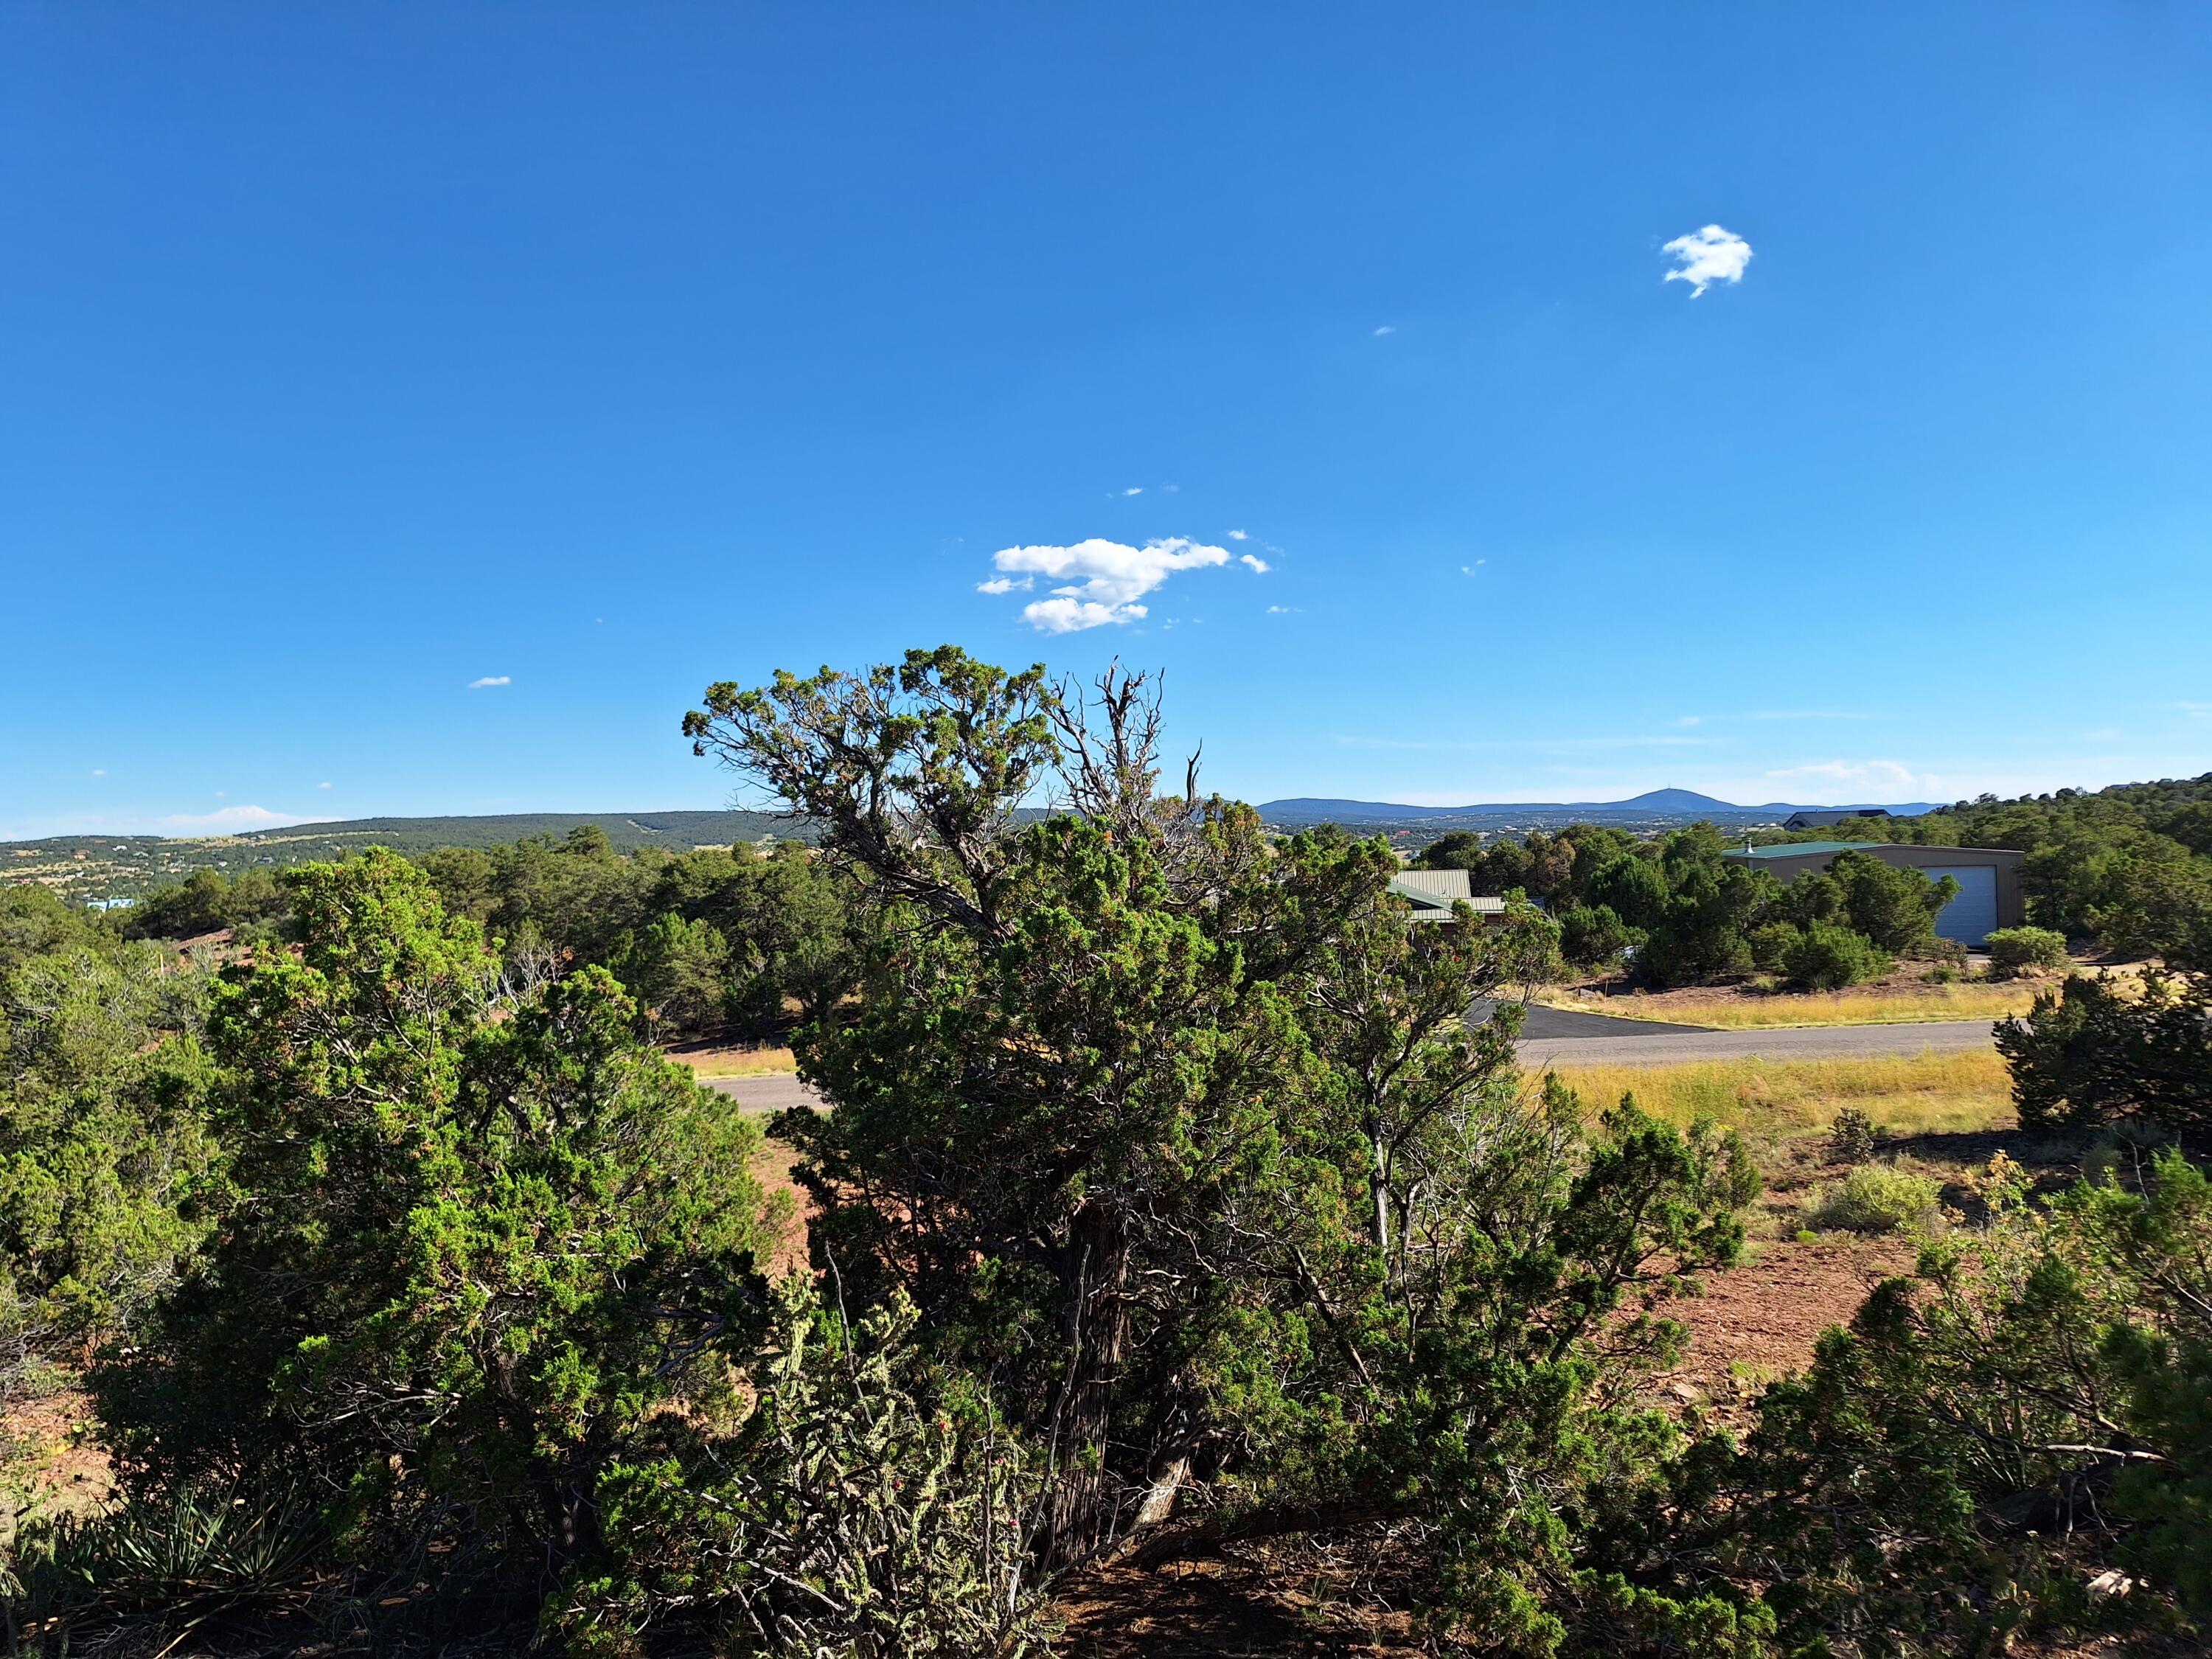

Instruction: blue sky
[4,4,2209,838]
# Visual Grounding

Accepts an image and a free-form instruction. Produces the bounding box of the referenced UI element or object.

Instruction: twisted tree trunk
[1043,1194,1132,1565]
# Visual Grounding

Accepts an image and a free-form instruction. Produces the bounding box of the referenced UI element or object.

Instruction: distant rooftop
[1388,869,1507,917]
[1726,841,1883,859]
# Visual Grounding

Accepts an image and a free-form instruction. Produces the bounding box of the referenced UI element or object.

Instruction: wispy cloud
[975,575,1032,595]
[1239,553,1270,574]
[1765,759,1938,792]
[468,675,511,689]
[1121,487,1144,497]
[1670,716,1703,728]
[1226,529,1248,541]
[1460,560,1486,575]
[1267,605,1301,615]
[317,781,333,789]
[982,537,1254,633]
[1745,709,1869,722]
[1373,324,1396,336]
[90,768,106,776]
[1662,224,1753,297]
[2183,701,2212,719]
[1336,734,1726,754]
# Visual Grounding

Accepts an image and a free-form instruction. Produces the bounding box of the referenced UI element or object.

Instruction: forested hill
[3,810,806,904]
[234,810,802,854]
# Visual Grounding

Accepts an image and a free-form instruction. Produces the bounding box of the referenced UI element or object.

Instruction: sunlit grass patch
[667,1044,798,1079]
[1544,982,2041,1029]
[1542,1049,2014,1140]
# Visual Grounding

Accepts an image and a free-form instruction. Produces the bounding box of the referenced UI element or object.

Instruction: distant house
[1781,807,1891,832]
[1722,841,2025,946]
[1388,869,1508,924]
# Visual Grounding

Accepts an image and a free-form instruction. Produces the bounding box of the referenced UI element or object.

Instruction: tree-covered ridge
[103,822,864,1046]
[1415,824,1960,988]
[1758,772,2212,955]
[0,812,807,908]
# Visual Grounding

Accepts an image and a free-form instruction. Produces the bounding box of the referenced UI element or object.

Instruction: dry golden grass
[667,1043,798,1079]
[1545,982,2042,1029]
[1542,1048,2015,1139]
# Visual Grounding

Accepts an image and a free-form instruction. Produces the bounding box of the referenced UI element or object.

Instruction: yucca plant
[4,1478,325,1651]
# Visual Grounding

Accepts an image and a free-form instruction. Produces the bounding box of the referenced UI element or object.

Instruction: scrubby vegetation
[1770,772,2212,956]
[4,649,2211,1656]
[1983,925,2070,977]
[1419,831,1957,987]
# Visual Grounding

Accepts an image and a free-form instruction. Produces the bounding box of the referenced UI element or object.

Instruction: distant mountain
[1257,792,1939,826]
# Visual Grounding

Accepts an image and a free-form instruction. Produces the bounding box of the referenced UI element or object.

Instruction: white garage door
[1921,865,1998,945]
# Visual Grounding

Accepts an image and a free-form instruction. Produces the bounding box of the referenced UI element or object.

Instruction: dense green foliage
[86,852,782,1611]
[1983,925,2070,977]
[1685,1150,2212,1652]
[1419,834,1954,987]
[673,650,1767,1652]
[0,911,214,1391]
[1773,773,2212,954]
[120,827,864,1043]
[4,658,2208,1655]
[1998,969,2212,1132]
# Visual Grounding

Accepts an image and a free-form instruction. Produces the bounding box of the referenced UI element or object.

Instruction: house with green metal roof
[1387,868,1509,923]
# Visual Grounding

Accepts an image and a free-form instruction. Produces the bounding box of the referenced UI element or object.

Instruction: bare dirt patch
[3,1382,114,1517]
[1057,1551,1426,1657]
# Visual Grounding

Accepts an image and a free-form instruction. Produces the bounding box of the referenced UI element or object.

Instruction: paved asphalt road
[1514,1018,1997,1070]
[706,1018,2000,1108]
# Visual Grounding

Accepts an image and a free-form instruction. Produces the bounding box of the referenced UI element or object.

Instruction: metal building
[1720,841,2025,946]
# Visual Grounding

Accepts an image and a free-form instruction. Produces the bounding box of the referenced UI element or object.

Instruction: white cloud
[1239,553,1270,573]
[156,804,332,833]
[1226,529,1248,540]
[468,675,512,689]
[1161,484,1179,493]
[1373,325,1396,336]
[983,537,1239,633]
[1267,605,1302,615]
[1764,759,1939,792]
[90,768,105,777]
[317,781,333,789]
[975,576,1032,595]
[2183,701,2212,718]
[1671,716,1703,728]
[1121,487,1144,496]
[1460,560,1486,574]
[1662,224,1753,297]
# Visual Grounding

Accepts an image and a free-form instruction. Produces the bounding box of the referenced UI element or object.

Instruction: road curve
[705,1019,2001,1110]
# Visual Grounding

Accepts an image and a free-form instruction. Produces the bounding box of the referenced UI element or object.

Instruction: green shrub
[1747,921,1801,975]
[1783,922,1891,990]
[1999,970,2212,1130]
[1984,925,2070,978]
[1806,1163,1941,1234]
[92,852,782,1601]
[1826,1107,1878,1163]
[1559,903,1642,972]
